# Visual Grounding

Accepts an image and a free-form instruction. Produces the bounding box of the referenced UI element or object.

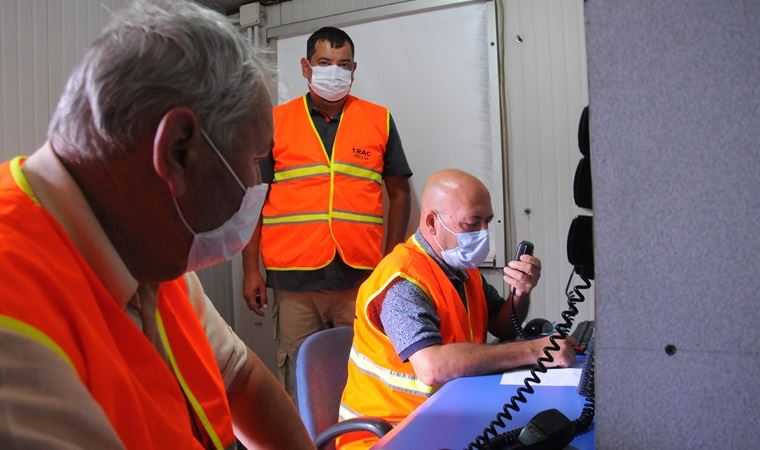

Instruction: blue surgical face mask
[172,129,268,272]
[432,211,490,270]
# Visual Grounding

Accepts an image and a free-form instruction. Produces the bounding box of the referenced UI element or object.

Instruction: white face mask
[173,129,268,272]
[308,64,353,102]
[432,212,490,270]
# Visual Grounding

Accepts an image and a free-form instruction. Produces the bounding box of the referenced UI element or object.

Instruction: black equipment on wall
[567,106,594,280]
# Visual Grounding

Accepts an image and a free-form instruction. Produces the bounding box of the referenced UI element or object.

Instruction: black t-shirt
[261,94,412,292]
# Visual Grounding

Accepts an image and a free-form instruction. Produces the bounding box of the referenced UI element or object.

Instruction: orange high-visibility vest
[0,158,235,450]
[337,234,488,450]
[261,95,389,271]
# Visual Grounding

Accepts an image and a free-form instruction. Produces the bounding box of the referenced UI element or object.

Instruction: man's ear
[153,107,199,198]
[424,210,437,235]
[301,57,312,81]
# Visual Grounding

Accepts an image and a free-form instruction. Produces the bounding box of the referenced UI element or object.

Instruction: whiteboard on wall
[275,1,507,266]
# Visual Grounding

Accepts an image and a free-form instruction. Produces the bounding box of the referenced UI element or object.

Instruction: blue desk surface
[372,369,594,450]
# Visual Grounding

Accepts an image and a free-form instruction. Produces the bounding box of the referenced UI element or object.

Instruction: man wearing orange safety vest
[0,2,313,448]
[242,27,412,396]
[337,169,578,449]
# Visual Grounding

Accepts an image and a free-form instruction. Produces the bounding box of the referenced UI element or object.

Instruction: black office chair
[295,326,392,450]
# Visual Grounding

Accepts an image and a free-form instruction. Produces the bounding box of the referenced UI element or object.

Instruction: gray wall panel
[597,349,757,449]
[587,0,760,447]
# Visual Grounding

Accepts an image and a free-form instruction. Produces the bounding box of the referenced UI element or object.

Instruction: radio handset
[510,241,534,339]
[513,240,534,261]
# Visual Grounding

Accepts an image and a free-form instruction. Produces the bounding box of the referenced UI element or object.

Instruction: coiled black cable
[508,288,525,339]
[465,324,566,449]
[565,271,595,435]
[465,269,593,450]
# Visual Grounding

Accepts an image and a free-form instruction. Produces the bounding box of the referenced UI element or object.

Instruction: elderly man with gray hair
[0,1,313,449]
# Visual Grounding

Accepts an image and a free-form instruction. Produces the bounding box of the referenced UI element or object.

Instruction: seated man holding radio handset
[337,168,576,450]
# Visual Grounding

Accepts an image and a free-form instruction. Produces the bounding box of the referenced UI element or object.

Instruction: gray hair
[48,0,271,160]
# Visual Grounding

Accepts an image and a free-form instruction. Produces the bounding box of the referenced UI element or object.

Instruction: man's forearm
[0,330,126,449]
[228,349,315,450]
[242,220,262,274]
[514,293,530,321]
[385,203,409,253]
[409,340,543,387]
[383,178,411,254]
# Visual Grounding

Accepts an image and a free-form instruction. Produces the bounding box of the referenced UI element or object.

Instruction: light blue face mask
[432,212,490,270]
[173,129,268,272]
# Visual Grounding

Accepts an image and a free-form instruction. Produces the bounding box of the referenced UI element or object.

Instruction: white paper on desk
[500,368,582,386]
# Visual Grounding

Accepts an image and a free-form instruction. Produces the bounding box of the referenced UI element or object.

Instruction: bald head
[420,169,493,257]
[421,169,491,219]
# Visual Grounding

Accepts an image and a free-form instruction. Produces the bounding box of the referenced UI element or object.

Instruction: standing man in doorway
[242,27,412,396]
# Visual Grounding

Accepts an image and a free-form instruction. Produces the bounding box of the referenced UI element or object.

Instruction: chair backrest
[295,326,354,448]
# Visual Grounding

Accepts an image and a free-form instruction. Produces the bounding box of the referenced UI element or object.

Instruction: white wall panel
[265,0,406,27]
[503,0,592,325]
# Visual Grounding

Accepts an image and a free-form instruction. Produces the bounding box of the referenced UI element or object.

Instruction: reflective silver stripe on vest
[338,403,400,426]
[338,403,362,421]
[349,347,436,397]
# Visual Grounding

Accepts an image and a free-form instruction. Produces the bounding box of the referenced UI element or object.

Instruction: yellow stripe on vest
[0,314,75,370]
[10,157,40,205]
[349,347,436,397]
[332,162,383,184]
[302,95,332,163]
[156,311,224,450]
[332,210,383,225]
[272,163,330,183]
[262,212,330,226]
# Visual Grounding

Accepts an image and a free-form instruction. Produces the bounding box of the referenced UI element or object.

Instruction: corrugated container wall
[0,0,130,160]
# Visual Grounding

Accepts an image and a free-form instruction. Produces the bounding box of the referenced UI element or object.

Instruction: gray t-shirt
[379,230,505,361]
